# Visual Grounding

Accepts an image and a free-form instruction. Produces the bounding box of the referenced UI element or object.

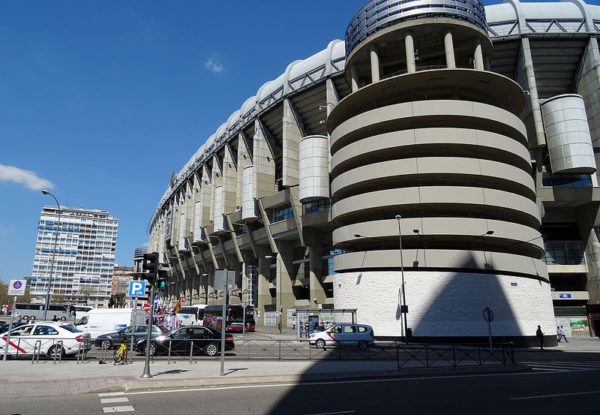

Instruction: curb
[90,363,529,395]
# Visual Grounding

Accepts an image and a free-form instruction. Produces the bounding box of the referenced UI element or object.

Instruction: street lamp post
[41,190,61,321]
[395,215,408,342]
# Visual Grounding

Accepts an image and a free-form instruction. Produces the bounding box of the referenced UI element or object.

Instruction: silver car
[309,323,375,350]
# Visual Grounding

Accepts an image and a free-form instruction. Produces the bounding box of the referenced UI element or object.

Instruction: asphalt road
[4,360,600,414]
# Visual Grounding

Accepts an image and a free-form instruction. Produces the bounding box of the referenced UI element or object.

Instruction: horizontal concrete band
[333,217,544,250]
[331,156,536,201]
[330,99,528,154]
[330,127,532,177]
[331,186,541,228]
[333,249,548,280]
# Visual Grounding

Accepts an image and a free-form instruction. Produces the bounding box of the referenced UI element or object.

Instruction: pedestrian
[536,325,544,350]
[16,312,22,324]
[560,325,569,343]
[557,326,562,342]
[52,315,58,322]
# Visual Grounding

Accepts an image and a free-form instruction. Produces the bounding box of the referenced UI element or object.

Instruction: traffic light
[157,270,168,291]
[142,252,159,281]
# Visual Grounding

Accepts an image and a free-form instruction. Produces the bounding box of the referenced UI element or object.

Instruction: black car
[94,325,169,349]
[135,326,234,357]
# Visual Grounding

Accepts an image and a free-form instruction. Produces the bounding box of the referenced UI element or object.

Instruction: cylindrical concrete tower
[328,0,556,342]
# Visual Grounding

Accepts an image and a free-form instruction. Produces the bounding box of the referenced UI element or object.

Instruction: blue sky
[0,0,595,284]
[0,0,365,283]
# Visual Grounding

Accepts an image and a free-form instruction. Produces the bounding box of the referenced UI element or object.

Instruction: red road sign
[143,304,150,312]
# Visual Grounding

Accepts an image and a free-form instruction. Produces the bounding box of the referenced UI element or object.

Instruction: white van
[74,308,146,339]
[176,304,207,327]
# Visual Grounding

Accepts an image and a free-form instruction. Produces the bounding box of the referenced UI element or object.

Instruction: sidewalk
[0,336,596,398]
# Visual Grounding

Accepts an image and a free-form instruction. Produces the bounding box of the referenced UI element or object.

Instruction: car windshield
[60,325,82,333]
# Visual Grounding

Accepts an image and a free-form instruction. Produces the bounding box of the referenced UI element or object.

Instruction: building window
[303,199,331,215]
[543,241,586,265]
[272,206,294,223]
[542,173,592,188]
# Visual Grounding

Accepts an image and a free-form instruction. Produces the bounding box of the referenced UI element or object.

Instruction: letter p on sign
[129,280,146,297]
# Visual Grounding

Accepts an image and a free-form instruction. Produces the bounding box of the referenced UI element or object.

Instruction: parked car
[309,323,375,350]
[0,322,92,358]
[135,326,234,357]
[94,325,169,349]
[0,321,26,334]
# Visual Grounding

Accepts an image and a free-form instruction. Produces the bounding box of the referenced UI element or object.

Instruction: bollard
[189,340,194,364]
[32,340,42,364]
[167,340,172,365]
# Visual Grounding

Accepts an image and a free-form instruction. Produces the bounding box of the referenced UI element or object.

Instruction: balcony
[543,241,588,273]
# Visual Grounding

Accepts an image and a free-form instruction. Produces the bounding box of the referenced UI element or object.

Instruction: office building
[31,206,119,307]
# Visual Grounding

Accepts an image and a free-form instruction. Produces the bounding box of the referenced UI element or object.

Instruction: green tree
[78,284,96,304]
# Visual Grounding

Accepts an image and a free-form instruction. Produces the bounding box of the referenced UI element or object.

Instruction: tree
[78,284,96,304]
[109,293,127,308]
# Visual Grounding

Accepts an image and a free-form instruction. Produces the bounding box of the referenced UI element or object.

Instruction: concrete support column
[444,30,456,69]
[474,41,484,70]
[405,33,416,73]
[520,37,546,147]
[275,242,295,330]
[253,119,276,198]
[350,64,359,92]
[308,231,326,306]
[370,45,380,83]
[576,38,600,147]
[257,247,274,325]
[282,99,304,187]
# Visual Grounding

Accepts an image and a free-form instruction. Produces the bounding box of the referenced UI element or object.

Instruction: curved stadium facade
[148,0,600,344]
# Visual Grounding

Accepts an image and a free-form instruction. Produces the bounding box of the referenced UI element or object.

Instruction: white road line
[99,392,126,397]
[102,405,135,413]
[511,390,600,400]
[101,398,130,404]
[306,411,355,415]
[115,370,560,397]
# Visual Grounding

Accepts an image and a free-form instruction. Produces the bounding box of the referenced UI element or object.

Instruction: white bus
[176,305,207,326]
[13,303,73,321]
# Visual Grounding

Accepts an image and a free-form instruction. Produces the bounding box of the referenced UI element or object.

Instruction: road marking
[511,390,600,400]
[102,405,135,413]
[99,392,126,397]
[101,398,130,404]
[306,412,355,415]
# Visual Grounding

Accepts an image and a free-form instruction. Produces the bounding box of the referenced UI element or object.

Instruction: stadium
[147,0,600,343]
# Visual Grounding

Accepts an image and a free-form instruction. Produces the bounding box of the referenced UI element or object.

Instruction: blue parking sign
[128,280,146,297]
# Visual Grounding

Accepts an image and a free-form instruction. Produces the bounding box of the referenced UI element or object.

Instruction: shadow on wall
[407,252,556,348]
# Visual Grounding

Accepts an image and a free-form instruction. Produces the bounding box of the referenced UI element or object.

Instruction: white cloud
[205,58,223,73]
[0,225,16,235]
[0,164,54,191]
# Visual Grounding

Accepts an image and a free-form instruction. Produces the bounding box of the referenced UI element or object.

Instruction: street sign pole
[483,307,494,353]
[241,302,247,336]
[220,277,227,377]
[141,281,156,378]
[3,296,17,361]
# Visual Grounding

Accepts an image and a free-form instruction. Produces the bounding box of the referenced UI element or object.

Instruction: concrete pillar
[370,45,380,83]
[253,119,276,198]
[576,38,600,147]
[350,64,359,93]
[521,37,546,146]
[444,30,456,69]
[257,247,274,325]
[236,134,252,208]
[282,99,303,188]
[275,242,295,330]
[474,41,484,70]
[308,231,326,306]
[405,33,416,73]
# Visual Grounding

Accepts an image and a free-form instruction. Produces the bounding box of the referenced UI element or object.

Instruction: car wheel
[22,315,29,321]
[204,343,218,357]
[358,341,368,351]
[316,339,326,349]
[48,345,65,359]
[101,339,112,350]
